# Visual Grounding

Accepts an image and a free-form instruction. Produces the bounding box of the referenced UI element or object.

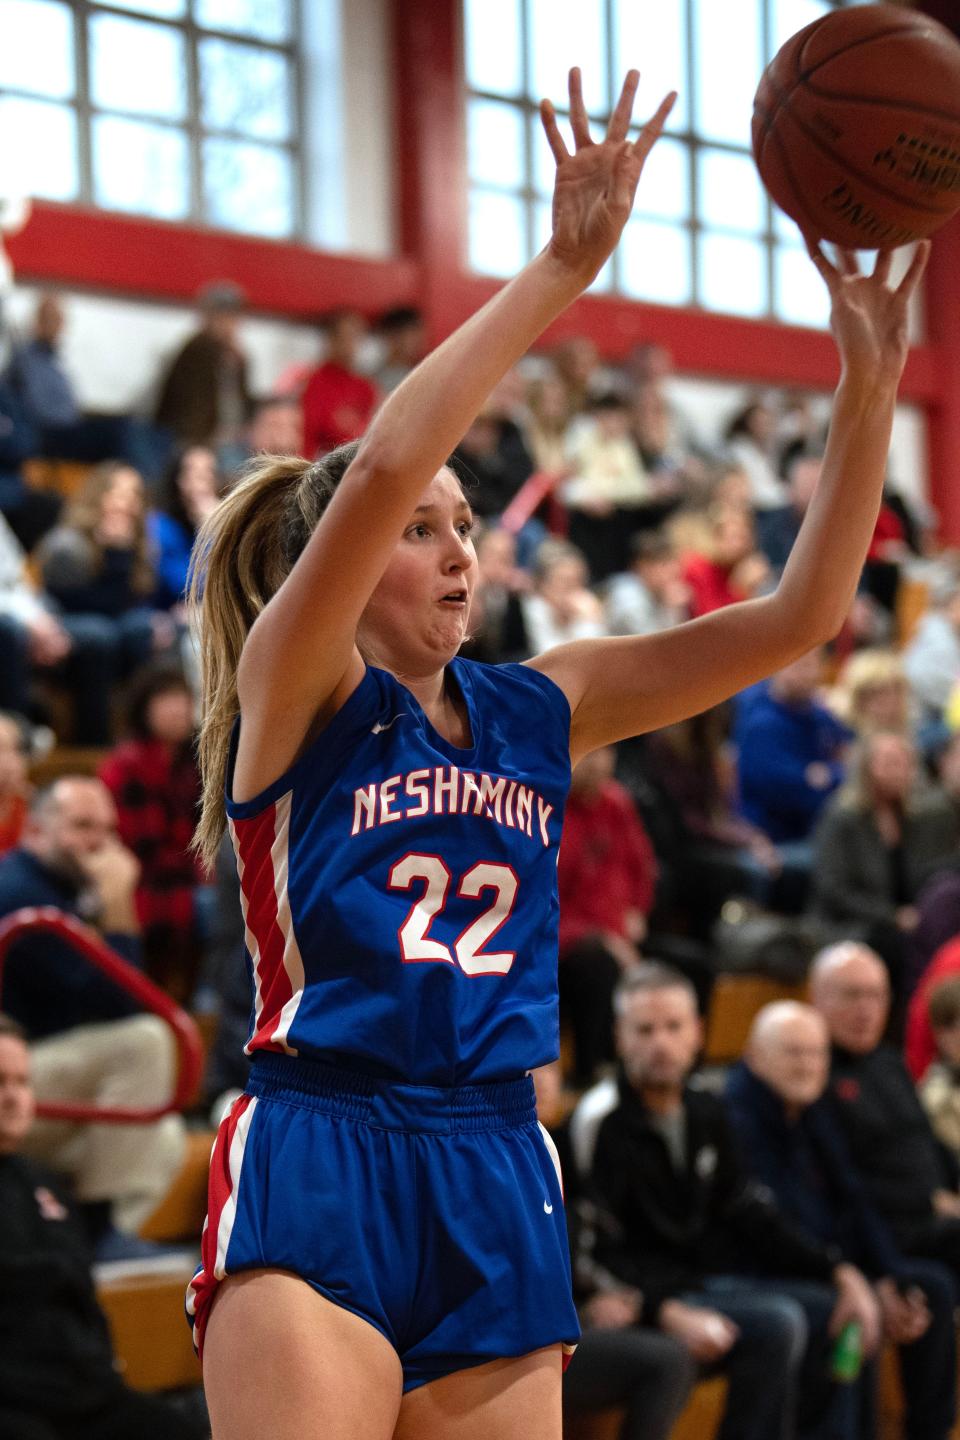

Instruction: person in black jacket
[811,941,960,1283]
[726,1001,956,1440]
[589,964,879,1440]
[0,1013,207,1439]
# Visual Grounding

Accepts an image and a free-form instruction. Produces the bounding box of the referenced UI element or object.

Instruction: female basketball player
[187,67,928,1440]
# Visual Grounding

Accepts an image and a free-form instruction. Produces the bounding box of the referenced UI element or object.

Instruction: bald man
[726,1001,956,1440]
[811,942,960,1285]
[0,777,186,1256]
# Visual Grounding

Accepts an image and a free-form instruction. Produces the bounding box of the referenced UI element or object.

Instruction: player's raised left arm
[530,240,930,762]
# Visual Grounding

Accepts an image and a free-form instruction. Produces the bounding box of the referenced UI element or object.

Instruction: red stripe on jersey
[186,1092,254,1357]
[233,806,295,1054]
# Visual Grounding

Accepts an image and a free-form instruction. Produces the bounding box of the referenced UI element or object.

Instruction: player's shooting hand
[542,68,676,284]
[803,237,930,387]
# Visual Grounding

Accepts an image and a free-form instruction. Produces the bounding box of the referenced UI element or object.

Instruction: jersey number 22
[387,853,519,976]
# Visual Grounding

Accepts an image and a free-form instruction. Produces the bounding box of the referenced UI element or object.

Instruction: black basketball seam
[759,73,944,217]
[755,18,933,170]
[801,84,960,128]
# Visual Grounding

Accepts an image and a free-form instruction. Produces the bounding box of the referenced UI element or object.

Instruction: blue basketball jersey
[224,658,572,1086]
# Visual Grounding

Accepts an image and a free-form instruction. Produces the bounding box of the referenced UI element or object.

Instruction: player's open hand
[542,68,676,283]
[804,236,930,387]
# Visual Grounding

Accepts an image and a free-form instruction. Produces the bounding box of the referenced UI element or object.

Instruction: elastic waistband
[247,1052,537,1133]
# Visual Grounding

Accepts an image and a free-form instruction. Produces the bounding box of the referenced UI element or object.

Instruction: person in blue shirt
[736,647,850,836]
[726,1001,956,1440]
[185,64,930,1440]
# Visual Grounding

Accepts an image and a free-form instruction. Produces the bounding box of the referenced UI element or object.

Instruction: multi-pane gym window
[464,0,847,325]
[0,0,302,238]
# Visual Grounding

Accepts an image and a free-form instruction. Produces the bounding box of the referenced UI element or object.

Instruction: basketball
[752,3,960,249]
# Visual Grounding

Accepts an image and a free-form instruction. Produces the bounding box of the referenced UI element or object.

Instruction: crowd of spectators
[2,277,960,1438]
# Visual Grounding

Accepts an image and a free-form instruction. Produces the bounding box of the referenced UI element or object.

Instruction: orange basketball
[752,3,960,248]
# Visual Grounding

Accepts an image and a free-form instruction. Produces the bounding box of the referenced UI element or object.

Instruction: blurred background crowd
[4,273,960,1440]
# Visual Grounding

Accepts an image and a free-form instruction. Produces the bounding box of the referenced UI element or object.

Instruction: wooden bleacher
[140,1129,214,1244]
[23,457,93,501]
[97,1266,201,1392]
[703,972,809,1064]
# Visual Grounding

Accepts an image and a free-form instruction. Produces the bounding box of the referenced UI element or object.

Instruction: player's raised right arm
[236,70,676,721]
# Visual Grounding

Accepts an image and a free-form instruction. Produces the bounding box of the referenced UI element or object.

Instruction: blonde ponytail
[188,442,360,867]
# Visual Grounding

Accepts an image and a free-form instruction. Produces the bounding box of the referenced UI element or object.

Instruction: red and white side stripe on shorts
[186,1092,258,1358]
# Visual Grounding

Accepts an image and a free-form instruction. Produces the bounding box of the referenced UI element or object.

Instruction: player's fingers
[803,231,837,285]
[836,247,861,276]
[897,238,931,298]
[540,99,570,164]
[568,68,593,148]
[631,91,678,161]
[607,69,640,143]
[872,248,894,285]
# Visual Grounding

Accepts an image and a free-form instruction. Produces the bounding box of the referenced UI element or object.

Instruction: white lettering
[516,785,533,838]
[405,769,430,817]
[537,796,554,847]
[380,776,401,823]
[352,784,377,835]
[434,765,459,814]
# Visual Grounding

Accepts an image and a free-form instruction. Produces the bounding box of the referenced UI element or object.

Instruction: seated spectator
[523,371,573,478]
[301,308,378,459]
[0,1015,207,1440]
[374,305,425,394]
[558,747,658,1086]
[681,503,770,617]
[0,374,61,551]
[724,396,786,511]
[906,930,960,1081]
[736,648,849,849]
[6,294,166,482]
[0,778,186,1254]
[645,706,810,924]
[756,449,823,575]
[98,663,207,1002]
[631,382,689,500]
[811,942,960,1285]
[551,334,602,415]
[584,964,877,1440]
[453,405,534,521]
[37,462,177,737]
[0,510,122,746]
[459,525,532,665]
[829,647,912,739]
[242,394,304,462]
[920,976,960,1160]
[148,445,225,610]
[563,392,651,580]
[0,709,29,855]
[534,1064,698,1440]
[154,280,251,461]
[810,732,957,991]
[727,1001,956,1440]
[903,573,960,725]
[521,539,605,653]
[603,531,689,637]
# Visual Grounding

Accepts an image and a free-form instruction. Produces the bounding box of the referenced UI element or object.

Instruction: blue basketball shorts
[186,1052,580,1392]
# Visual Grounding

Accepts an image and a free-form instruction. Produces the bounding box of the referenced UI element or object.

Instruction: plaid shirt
[99,739,205,952]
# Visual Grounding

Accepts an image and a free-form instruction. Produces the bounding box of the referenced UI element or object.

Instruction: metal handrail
[0,906,203,1123]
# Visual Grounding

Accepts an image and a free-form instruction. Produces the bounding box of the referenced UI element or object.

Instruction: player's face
[359,469,477,672]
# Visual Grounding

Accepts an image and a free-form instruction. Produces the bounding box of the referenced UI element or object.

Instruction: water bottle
[831,1320,863,1383]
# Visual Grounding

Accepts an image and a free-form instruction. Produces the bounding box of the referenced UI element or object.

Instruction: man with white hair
[726,1000,956,1440]
[811,942,960,1282]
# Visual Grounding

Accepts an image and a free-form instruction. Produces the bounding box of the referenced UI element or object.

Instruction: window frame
[0,0,307,239]
[463,0,843,322]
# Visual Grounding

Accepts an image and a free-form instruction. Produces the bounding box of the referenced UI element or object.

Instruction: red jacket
[682,553,744,617]
[301,361,378,458]
[558,779,657,952]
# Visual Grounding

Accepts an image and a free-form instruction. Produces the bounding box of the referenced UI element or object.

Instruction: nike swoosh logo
[371,713,408,735]
[543,1200,554,1214]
